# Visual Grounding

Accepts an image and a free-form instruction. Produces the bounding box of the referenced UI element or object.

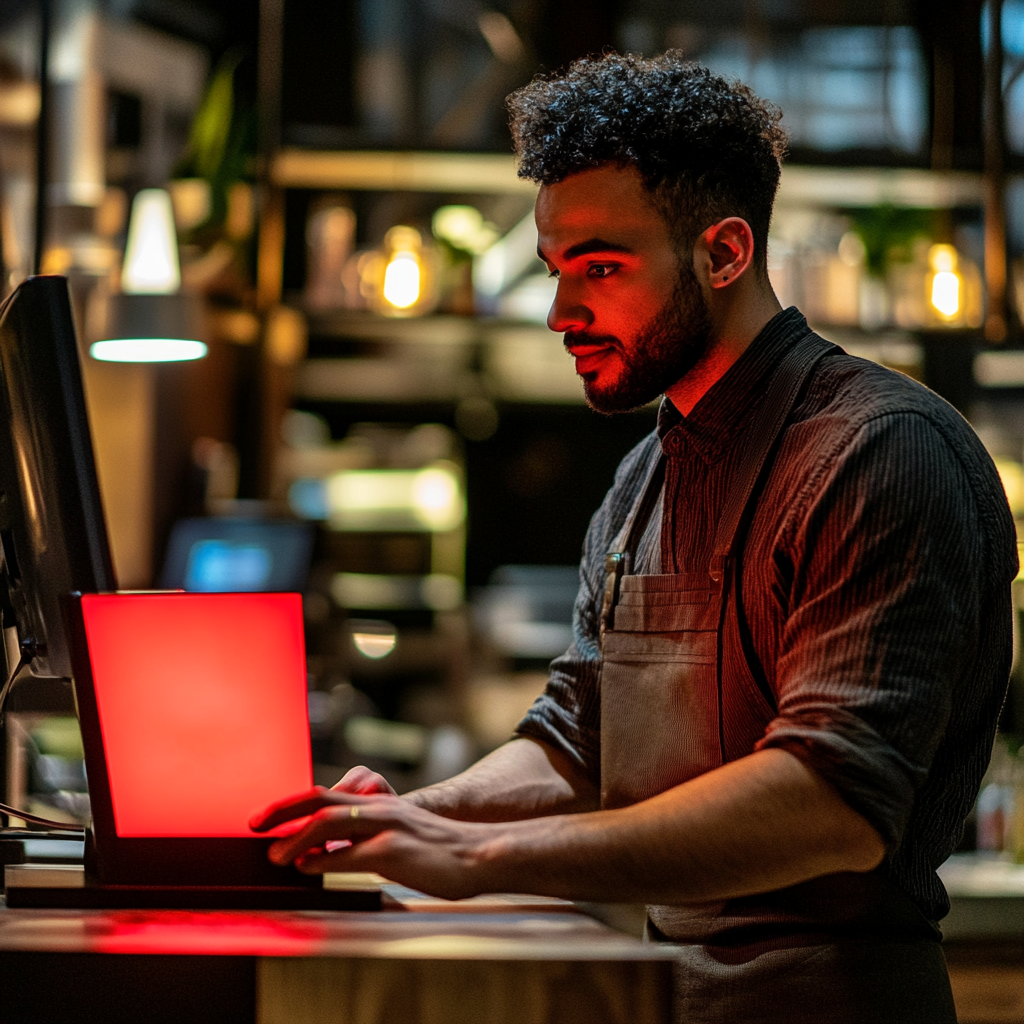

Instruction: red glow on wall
[81,592,312,837]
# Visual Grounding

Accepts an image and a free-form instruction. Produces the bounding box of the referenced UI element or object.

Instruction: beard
[567,263,712,414]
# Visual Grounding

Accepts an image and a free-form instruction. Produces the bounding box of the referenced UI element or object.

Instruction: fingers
[333,765,397,796]
[293,839,380,875]
[250,785,365,832]
[251,765,398,833]
[268,802,391,865]
[295,845,361,873]
[250,786,331,832]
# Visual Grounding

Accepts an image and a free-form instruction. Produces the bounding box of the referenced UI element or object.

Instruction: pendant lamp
[90,189,206,363]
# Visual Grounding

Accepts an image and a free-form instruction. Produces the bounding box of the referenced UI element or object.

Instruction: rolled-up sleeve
[756,411,1013,850]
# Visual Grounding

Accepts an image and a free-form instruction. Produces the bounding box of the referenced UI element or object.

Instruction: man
[254,54,1016,1022]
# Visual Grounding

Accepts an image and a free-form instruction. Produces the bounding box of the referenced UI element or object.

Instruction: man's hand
[249,786,489,900]
[330,765,397,797]
[249,748,884,906]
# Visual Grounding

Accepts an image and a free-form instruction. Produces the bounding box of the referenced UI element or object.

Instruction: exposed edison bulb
[359,225,440,317]
[121,189,181,294]
[931,272,960,318]
[383,253,421,308]
[928,244,961,319]
[381,226,424,310]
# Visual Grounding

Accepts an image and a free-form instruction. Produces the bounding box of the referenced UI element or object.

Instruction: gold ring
[350,805,359,820]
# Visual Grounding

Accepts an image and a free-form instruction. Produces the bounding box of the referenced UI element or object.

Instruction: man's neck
[665,284,783,417]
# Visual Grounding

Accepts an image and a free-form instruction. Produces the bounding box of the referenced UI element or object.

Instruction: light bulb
[926,244,963,321]
[931,272,961,318]
[382,252,421,309]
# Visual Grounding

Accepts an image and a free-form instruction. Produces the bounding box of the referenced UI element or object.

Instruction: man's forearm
[403,737,599,822]
[466,747,886,903]
[261,746,887,904]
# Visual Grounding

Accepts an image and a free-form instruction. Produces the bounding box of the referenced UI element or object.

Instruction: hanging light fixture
[90,189,206,363]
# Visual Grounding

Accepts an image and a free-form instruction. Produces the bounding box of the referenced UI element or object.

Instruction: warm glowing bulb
[383,253,421,308]
[121,189,181,294]
[931,271,961,318]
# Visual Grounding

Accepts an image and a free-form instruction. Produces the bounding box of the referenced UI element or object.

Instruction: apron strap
[600,329,836,636]
[601,446,665,635]
[609,435,665,559]
[709,330,837,580]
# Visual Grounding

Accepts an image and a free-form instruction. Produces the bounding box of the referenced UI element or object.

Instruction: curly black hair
[507,52,787,271]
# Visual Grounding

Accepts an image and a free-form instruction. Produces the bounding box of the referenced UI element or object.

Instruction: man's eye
[588,264,616,278]
[548,269,559,279]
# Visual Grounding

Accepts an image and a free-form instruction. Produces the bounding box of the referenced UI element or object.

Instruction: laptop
[8,591,377,910]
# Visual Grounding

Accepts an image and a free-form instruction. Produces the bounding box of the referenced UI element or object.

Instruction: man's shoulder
[791,344,1014,567]
[801,344,981,458]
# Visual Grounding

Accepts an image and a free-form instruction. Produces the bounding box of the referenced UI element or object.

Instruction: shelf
[776,167,983,209]
[271,152,985,208]
[306,310,482,346]
[272,149,537,195]
[297,312,584,405]
[295,311,984,406]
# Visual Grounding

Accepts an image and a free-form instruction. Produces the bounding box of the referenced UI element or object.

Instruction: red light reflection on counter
[81,592,312,837]
[89,912,331,956]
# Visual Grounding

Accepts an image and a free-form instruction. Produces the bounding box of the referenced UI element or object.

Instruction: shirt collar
[658,307,813,462]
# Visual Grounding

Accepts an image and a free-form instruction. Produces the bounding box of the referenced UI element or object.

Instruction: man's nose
[547,280,593,334]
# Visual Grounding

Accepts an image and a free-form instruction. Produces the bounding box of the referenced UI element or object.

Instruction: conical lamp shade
[122,190,181,295]
[91,189,207,363]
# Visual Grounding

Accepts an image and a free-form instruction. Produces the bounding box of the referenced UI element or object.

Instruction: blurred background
[1,0,1024,876]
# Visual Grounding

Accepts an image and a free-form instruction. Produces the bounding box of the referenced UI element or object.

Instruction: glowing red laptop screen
[80,592,312,837]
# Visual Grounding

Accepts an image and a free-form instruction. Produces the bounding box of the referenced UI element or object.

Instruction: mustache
[563,332,621,350]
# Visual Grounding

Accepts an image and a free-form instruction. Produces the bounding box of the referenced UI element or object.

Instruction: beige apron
[598,332,957,1023]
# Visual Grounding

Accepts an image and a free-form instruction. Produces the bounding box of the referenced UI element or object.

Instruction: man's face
[536,164,712,413]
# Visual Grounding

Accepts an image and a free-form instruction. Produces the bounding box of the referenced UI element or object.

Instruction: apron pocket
[601,630,722,808]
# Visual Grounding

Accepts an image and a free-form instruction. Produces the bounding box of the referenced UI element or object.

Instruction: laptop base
[4,862,381,910]
[6,882,381,910]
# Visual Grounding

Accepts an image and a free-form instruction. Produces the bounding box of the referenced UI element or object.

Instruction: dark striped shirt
[516,307,1018,922]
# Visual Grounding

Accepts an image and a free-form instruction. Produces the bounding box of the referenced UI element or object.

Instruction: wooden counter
[0,878,673,1024]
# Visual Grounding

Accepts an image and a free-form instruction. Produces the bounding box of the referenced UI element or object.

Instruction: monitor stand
[4,830,381,910]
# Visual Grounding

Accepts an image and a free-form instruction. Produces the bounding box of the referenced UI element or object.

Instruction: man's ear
[697,218,756,289]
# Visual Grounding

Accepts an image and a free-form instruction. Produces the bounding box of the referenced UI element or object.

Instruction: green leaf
[180,48,244,181]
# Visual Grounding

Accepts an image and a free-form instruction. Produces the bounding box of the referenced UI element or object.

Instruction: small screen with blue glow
[184,541,274,592]
[161,517,314,593]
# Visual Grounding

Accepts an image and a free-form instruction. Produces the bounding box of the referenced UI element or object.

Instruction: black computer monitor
[0,278,374,906]
[0,276,116,681]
